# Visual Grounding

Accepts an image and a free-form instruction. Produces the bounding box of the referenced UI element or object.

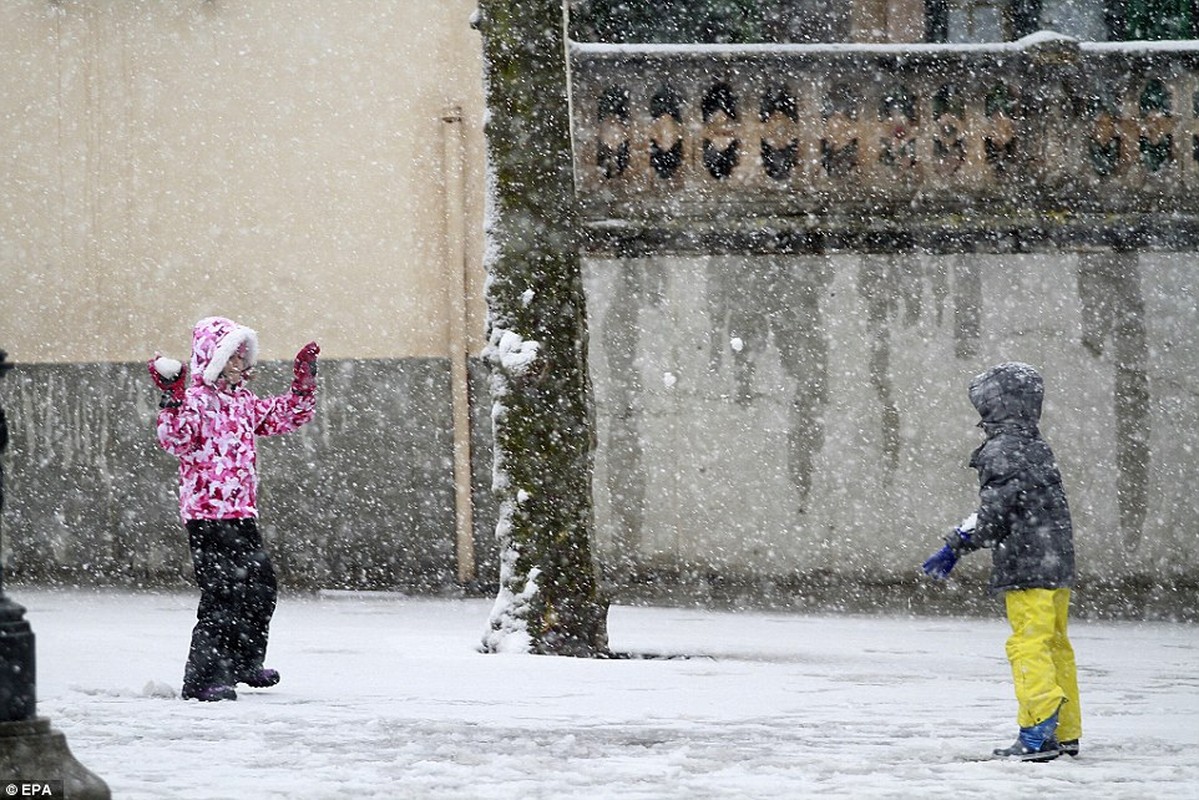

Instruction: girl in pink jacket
[150,316,318,702]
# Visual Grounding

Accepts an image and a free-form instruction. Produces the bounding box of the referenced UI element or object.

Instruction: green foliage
[1126,0,1194,40]
[570,0,790,43]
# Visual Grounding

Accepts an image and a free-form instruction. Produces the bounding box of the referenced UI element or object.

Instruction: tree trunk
[476,0,609,656]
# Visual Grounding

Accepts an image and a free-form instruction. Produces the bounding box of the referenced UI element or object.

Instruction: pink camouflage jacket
[156,317,316,522]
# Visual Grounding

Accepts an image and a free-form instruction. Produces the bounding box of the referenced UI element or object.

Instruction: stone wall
[0,358,499,592]
[569,34,1199,619]
[584,250,1199,617]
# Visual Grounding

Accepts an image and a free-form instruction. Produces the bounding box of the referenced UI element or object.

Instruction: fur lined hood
[189,316,259,387]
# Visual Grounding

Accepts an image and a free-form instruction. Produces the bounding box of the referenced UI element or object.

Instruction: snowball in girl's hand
[154,357,183,380]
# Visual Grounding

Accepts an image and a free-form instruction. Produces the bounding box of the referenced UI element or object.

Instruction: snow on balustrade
[569,35,1199,235]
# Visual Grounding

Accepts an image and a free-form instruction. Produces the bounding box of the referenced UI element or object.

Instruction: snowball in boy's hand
[154,357,182,380]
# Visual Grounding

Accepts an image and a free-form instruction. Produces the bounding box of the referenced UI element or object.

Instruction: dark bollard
[0,351,110,798]
[0,349,34,722]
[0,579,36,721]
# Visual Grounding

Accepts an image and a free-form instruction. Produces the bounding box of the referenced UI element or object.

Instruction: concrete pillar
[887,0,928,41]
[851,0,928,43]
[851,0,889,42]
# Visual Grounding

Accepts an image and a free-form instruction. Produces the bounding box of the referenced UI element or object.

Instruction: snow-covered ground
[13,587,1199,799]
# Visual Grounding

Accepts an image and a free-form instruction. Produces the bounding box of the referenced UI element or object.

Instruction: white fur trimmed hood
[189,316,259,387]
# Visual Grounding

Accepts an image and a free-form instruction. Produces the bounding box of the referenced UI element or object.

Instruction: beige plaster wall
[850,0,926,42]
[0,0,487,363]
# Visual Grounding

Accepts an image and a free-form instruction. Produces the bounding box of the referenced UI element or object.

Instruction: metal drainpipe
[441,105,476,585]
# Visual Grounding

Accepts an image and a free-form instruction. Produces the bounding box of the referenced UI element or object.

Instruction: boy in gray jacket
[923,362,1082,762]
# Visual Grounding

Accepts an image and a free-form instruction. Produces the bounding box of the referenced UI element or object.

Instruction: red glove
[292,341,320,395]
[148,355,187,406]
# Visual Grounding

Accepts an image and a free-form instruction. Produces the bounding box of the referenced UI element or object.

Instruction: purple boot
[183,684,237,702]
[239,668,280,688]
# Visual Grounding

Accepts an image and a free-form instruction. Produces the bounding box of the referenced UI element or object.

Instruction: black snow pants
[183,518,278,693]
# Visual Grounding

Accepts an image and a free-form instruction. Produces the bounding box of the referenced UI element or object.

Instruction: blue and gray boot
[993,710,1061,762]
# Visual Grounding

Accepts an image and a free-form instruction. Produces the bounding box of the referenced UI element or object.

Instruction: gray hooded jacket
[950,362,1075,592]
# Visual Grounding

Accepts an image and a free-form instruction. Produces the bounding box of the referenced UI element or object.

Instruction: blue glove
[922,526,973,579]
[922,545,958,579]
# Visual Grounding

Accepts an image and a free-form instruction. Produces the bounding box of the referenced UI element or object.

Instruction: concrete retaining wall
[0,358,499,592]
[584,251,1199,610]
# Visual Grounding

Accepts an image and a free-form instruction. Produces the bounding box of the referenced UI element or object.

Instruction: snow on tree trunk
[476,0,609,657]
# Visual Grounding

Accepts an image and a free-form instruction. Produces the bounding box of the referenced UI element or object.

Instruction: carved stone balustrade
[569,34,1199,253]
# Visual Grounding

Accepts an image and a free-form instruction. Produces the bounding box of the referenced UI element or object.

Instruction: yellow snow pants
[1004,588,1082,741]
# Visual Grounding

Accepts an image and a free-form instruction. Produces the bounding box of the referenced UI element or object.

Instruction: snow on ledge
[570,30,1199,58]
